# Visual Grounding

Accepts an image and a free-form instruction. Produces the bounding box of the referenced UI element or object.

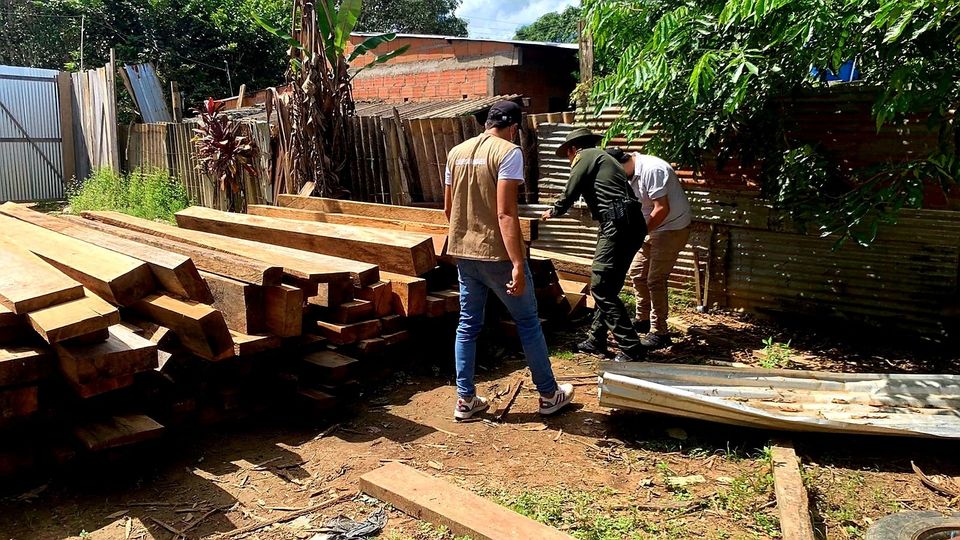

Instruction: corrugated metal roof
[355,95,522,119]
[351,32,579,50]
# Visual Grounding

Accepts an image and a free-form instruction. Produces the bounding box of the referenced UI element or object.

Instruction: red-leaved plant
[192,97,258,196]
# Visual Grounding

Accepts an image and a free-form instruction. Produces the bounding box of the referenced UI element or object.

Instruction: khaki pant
[629,227,690,334]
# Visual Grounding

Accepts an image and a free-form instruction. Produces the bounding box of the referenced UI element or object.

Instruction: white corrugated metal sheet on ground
[0,65,65,201]
[599,362,960,439]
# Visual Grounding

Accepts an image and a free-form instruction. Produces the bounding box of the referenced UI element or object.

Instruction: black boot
[633,319,651,334]
[576,338,607,356]
[613,346,646,363]
[640,333,672,350]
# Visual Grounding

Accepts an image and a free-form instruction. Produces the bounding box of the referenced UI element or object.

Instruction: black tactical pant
[588,220,645,353]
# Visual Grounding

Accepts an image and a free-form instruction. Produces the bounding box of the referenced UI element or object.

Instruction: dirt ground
[1,305,958,540]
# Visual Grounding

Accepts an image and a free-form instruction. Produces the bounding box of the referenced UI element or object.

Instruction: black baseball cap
[487,100,523,127]
[605,147,630,163]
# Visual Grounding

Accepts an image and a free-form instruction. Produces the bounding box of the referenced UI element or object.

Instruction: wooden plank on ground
[5,205,212,302]
[316,319,382,346]
[381,272,427,317]
[771,442,816,540]
[72,414,165,451]
[263,284,304,338]
[276,195,538,242]
[64,216,282,286]
[360,462,574,540]
[174,206,437,276]
[81,211,373,286]
[0,237,84,314]
[0,214,155,306]
[26,289,120,343]
[132,294,234,361]
[201,271,265,334]
[55,324,158,385]
[0,346,53,387]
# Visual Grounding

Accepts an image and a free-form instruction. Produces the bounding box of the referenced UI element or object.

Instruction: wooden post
[392,108,414,205]
[236,84,246,110]
[56,72,76,184]
[170,81,183,122]
[108,48,120,171]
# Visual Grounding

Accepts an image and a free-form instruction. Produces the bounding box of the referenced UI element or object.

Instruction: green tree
[584,0,960,244]
[355,0,467,36]
[514,5,581,43]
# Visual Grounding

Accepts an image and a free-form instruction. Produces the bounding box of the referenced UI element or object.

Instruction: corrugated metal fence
[123,121,272,210]
[0,66,68,201]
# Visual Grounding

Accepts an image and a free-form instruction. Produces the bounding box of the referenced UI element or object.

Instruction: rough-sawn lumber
[0,214,154,306]
[0,237,84,314]
[4,205,212,302]
[771,442,816,540]
[174,206,437,276]
[81,211,373,286]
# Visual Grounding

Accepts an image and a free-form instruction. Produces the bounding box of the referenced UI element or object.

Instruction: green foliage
[68,168,192,223]
[584,0,960,245]
[500,489,652,540]
[514,6,582,43]
[356,0,467,36]
[759,337,792,369]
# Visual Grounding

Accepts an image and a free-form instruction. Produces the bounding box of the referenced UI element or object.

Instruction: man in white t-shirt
[607,148,692,350]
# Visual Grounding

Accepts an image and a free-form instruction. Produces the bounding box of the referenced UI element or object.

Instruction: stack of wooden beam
[0,196,580,472]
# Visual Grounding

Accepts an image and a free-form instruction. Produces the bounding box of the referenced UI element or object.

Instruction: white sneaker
[453,395,489,421]
[539,383,575,416]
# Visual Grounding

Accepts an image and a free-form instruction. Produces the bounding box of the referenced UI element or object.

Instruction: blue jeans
[455,259,559,398]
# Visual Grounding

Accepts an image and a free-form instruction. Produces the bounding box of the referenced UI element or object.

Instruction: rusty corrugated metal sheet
[0,65,64,201]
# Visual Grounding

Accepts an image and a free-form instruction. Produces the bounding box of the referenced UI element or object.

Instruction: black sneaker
[576,338,607,356]
[633,319,651,334]
[612,349,644,362]
[640,334,672,350]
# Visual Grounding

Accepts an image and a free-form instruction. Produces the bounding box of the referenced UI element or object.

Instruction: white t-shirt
[444,147,524,185]
[628,153,692,232]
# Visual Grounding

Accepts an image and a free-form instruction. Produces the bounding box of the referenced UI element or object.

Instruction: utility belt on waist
[598,199,643,226]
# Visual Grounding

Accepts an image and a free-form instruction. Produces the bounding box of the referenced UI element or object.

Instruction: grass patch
[550,347,576,361]
[710,461,778,536]
[759,337,793,369]
[68,168,191,223]
[668,282,697,312]
[498,489,660,540]
[619,291,637,314]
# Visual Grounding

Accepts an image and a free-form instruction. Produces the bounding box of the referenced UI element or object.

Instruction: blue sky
[456,0,580,40]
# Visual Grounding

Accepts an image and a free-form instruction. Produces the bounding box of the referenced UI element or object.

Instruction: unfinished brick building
[348,34,579,113]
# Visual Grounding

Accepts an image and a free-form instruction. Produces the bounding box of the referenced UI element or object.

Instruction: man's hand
[540,208,553,221]
[506,264,526,297]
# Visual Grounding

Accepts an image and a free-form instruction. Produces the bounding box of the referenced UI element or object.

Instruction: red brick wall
[348,35,515,68]
[351,68,490,102]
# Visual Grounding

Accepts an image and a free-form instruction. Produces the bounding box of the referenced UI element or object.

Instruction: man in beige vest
[444,100,574,421]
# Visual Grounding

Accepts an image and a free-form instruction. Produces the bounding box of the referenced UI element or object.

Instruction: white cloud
[456,0,580,40]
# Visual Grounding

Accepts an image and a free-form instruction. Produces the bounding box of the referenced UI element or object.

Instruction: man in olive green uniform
[541,128,647,362]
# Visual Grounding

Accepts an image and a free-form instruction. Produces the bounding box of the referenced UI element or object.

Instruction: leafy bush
[68,168,192,223]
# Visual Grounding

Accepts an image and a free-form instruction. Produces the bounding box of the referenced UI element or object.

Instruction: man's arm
[497,180,527,296]
[546,153,592,219]
[647,196,670,231]
[444,184,453,222]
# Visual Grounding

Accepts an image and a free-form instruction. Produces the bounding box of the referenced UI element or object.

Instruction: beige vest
[446,134,520,261]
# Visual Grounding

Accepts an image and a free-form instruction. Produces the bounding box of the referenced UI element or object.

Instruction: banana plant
[253,0,409,197]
